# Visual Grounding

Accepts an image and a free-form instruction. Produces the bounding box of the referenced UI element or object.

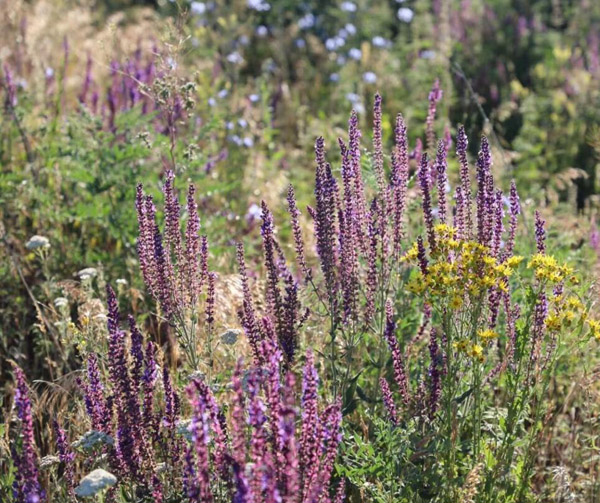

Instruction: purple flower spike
[11,366,45,503]
[383,301,410,405]
[534,210,546,254]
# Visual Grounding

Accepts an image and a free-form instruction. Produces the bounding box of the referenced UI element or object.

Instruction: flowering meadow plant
[4,85,598,503]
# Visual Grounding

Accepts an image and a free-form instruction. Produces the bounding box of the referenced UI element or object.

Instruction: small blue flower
[330,73,340,82]
[247,0,270,11]
[190,1,206,15]
[363,71,377,84]
[298,13,315,29]
[397,7,414,22]
[348,47,362,60]
[341,1,357,12]
[256,25,268,37]
[372,36,392,48]
[226,52,244,65]
[345,23,357,36]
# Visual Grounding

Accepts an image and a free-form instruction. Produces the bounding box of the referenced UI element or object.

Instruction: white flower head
[54,297,69,308]
[115,278,128,286]
[26,235,50,250]
[78,267,98,280]
[75,469,117,497]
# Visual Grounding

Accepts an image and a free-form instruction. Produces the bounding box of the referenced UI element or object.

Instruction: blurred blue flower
[341,1,357,12]
[330,73,340,82]
[298,13,315,29]
[249,93,260,103]
[397,7,414,22]
[243,137,254,148]
[238,119,248,128]
[247,0,270,11]
[295,38,307,48]
[217,89,229,99]
[372,36,392,48]
[346,92,360,104]
[229,134,243,146]
[190,1,206,15]
[420,49,436,59]
[345,23,357,36]
[363,71,377,84]
[256,25,268,37]
[208,97,217,107]
[348,47,362,60]
[326,36,345,51]
[227,52,244,64]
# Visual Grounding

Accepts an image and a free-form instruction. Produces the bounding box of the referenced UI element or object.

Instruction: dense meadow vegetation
[2,0,600,501]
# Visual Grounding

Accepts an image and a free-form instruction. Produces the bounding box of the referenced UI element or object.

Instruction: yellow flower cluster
[454,340,484,362]
[588,320,600,341]
[477,329,499,341]
[403,225,523,302]
[527,253,576,285]
[545,295,586,333]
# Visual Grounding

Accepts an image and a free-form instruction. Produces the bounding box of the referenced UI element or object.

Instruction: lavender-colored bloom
[287,185,311,282]
[456,126,473,240]
[417,236,429,276]
[80,353,110,432]
[380,378,399,425]
[504,181,520,259]
[79,54,93,104]
[534,210,546,254]
[383,301,410,405]
[236,243,265,365]
[185,184,202,305]
[372,93,385,191]
[476,136,493,247]
[54,420,75,498]
[434,140,448,224]
[11,366,45,503]
[426,79,442,150]
[391,114,409,257]
[418,154,436,249]
[491,189,504,258]
[205,271,216,328]
[260,201,284,334]
[300,350,319,471]
[428,329,441,418]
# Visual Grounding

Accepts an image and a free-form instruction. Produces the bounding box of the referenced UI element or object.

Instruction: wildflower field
[2,0,600,502]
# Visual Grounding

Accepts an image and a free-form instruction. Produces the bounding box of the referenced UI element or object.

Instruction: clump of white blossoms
[26,235,50,250]
[75,468,117,497]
